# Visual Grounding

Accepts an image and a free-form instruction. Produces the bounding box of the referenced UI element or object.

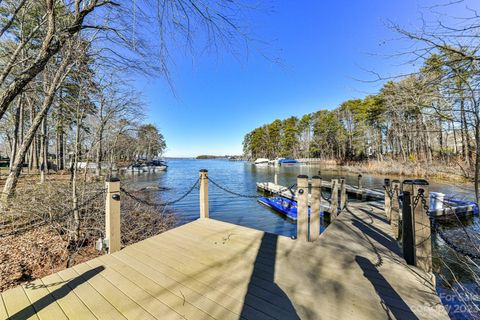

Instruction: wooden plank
[122,243,290,320]
[110,251,221,320]
[40,272,97,320]
[117,231,279,320]
[82,258,185,320]
[72,262,157,320]
[0,295,9,319]
[55,266,127,320]
[21,278,68,320]
[1,285,39,320]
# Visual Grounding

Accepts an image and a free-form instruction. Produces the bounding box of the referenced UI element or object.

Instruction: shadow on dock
[240,232,300,319]
[355,256,419,320]
[9,266,105,320]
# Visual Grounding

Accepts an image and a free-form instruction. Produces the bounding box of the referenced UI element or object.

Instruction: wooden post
[357,174,363,189]
[274,172,278,185]
[384,178,391,220]
[402,179,432,273]
[330,179,339,220]
[402,180,415,266]
[357,174,363,200]
[339,177,346,210]
[296,175,309,241]
[199,169,209,218]
[310,176,321,241]
[390,180,401,239]
[412,180,432,273]
[105,177,121,254]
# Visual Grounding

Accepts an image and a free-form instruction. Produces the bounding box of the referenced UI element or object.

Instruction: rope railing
[120,178,200,208]
[206,176,260,198]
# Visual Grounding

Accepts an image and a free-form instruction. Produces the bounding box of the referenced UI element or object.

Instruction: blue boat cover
[278,159,299,164]
[444,198,479,215]
[258,196,317,220]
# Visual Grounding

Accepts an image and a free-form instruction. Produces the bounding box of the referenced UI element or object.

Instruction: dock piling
[339,177,346,210]
[390,180,401,239]
[105,177,121,254]
[412,180,432,273]
[296,175,309,241]
[199,169,209,218]
[330,179,339,220]
[357,174,363,189]
[384,178,391,220]
[310,176,321,241]
[402,179,432,273]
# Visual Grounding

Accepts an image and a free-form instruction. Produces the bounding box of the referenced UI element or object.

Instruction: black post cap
[384,178,391,186]
[392,179,401,183]
[105,176,120,182]
[312,175,321,179]
[297,174,308,179]
[403,179,414,185]
[412,179,429,186]
[358,174,362,177]
[199,169,208,172]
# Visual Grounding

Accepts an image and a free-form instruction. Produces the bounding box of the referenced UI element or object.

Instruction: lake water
[124,159,479,319]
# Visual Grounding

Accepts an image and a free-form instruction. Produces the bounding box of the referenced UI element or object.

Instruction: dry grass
[323,160,472,183]
[0,178,176,292]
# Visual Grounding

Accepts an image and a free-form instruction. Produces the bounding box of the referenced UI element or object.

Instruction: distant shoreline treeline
[243,54,478,170]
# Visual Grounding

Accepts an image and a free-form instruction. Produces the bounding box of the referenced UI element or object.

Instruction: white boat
[254,158,270,166]
[268,158,285,166]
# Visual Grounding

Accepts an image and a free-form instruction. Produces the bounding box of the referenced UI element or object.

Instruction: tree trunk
[9,96,23,169]
[1,56,71,207]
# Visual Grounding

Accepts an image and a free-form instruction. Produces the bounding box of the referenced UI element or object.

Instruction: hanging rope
[120,178,199,207]
[207,177,260,198]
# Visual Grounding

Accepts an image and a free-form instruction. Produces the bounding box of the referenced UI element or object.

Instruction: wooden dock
[0,202,448,319]
[257,181,384,202]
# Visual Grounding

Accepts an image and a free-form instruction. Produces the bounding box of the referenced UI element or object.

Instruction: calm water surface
[124,159,479,319]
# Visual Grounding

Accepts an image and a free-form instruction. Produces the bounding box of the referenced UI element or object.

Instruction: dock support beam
[105,177,121,254]
[274,172,278,185]
[330,179,339,220]
[390,180,401,239]
[339,177,346,210]
[296,175,309,242]
[199,169,209,218]
[310,176,321,241]
[402,179,432,273]
[384,178,391,220]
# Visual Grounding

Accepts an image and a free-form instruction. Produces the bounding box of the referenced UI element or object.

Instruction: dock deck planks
[1,202,449,319]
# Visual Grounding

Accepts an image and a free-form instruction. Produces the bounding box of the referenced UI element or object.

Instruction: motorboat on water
[125,160,168,173]
[254,158,270,166]
[268,158,301,166]
[278,158,300,165]
[258,196,317,220]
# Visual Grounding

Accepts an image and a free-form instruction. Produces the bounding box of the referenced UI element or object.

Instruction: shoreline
[312,160,472,185]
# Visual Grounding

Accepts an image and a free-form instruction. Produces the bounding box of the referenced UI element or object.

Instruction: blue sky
[133,0,478,157]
